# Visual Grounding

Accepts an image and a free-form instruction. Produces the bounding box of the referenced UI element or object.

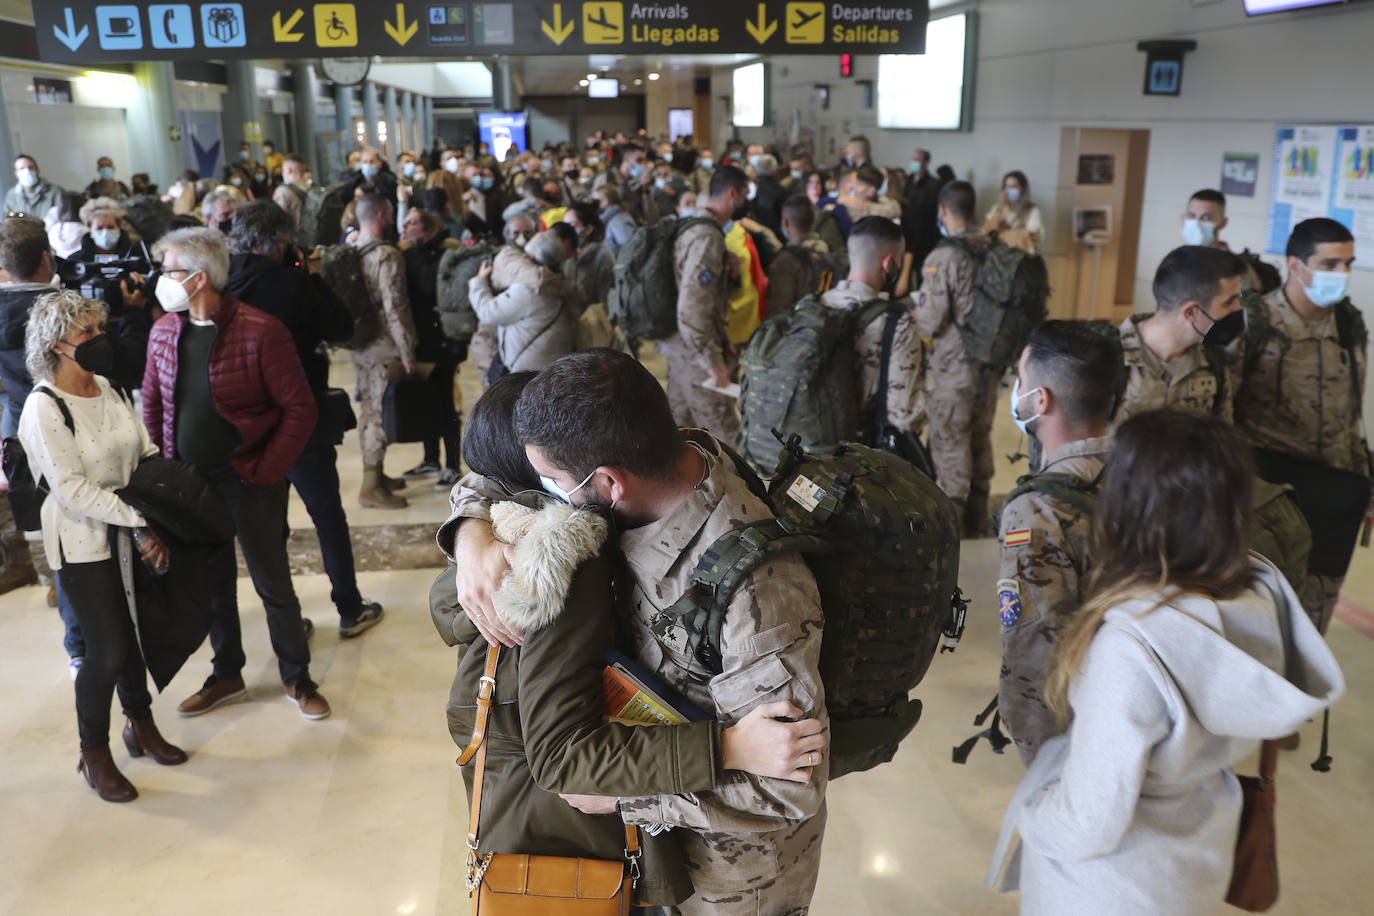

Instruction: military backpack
[607,216,718,343]
[289,183,346,249]
[1236,248,1282,295]
[1242,289,1367,408]
[654,437,967,779]
[317,241,384,349]
[941,235,1050,370]
[435,241,499,346]
[737,295,892,476]
[777,243,843,300]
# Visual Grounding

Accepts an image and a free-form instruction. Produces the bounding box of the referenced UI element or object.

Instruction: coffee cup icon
[107,16,136,35]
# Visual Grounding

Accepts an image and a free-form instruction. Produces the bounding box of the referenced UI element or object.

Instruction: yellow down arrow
[385,4,418,46]
[542,3,575,45]
[745,3,777,44]
[273,8,305,43]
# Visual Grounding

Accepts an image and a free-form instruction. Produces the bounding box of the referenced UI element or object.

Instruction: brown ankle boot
[360,467,408,509]
[78,748,138,802]
[380,471,406,492]
[123,716,189,765]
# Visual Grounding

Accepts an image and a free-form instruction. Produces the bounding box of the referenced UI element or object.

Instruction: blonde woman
[989,410,1343,915]
[982,170,1043,253]
[19,290,183,803]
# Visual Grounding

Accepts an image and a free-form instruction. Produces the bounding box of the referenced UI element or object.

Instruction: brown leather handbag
[1226,740,1280,911]
[457,645,641,915]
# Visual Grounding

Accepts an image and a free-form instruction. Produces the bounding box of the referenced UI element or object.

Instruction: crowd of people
[0,126,1359,914]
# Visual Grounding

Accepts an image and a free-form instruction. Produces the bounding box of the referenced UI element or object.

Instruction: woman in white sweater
[989,409,1344,915]
[18,289,185,803]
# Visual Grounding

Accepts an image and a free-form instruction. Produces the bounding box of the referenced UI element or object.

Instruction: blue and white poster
[1266,123,1374,268]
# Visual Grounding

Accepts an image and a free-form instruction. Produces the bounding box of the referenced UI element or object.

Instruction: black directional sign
[32,1,927,62]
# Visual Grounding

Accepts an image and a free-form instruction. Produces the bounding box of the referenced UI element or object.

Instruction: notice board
[1267,123,1374,268]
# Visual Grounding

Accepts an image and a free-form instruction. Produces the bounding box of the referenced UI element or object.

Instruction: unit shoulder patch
[698,268,715,286]
[996,578,1023,628]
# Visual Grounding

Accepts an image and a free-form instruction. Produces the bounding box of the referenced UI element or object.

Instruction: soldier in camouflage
[351,194,418,509]
[449,351,829,915]
[997,322,1121,765]
[1236,218,1369,633]
[1109,246,1245,434]
[917,181,1000,535]
[656,167,749,443]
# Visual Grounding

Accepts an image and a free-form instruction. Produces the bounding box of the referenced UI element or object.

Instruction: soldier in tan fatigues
[916,184,998,533]
[1108,246,1247,434]
[446,352,829,915]
[765,195,834,321]
[272,154,309,235]
[1236,222,1369,633]
[351,195,417,508]
[655,167,752,443]
[995,322,1121,765]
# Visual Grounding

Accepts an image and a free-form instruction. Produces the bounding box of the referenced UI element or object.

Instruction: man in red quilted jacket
[142,228,329,720]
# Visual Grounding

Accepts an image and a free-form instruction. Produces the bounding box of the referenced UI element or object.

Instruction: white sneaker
[68,657,83,681]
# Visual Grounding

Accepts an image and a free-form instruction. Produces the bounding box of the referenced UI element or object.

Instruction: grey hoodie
[989,555,1344,916]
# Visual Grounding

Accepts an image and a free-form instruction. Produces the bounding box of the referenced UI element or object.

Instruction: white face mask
[1182,218,1215,247]
[1302,267,1350,308]
[156,270,201,313]
[679,207,695,218]
[1010,377,1042,434]
[17,168,38,188]
[539,469,596,503]
[443,158,461,174]
[747,182,757,201]
[91,228,120,251]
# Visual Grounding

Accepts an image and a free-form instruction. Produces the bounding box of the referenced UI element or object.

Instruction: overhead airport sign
[33,1,927,62]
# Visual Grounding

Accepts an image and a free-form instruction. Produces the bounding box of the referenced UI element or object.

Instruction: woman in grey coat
[469,230,574,377]
[989,410,1343,916]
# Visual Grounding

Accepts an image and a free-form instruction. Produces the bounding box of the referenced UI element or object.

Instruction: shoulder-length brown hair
[1045,409,1255,718]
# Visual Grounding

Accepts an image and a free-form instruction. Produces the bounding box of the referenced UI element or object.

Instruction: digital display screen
[587,78,619,98]
[1244,0,1344,14]
[732,62,766,128]
[877,13,970,130]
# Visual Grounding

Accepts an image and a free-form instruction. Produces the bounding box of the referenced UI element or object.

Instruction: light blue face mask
[679,207,695,218]
[360,164,379,180]
[540,468,597,503]
[907,160,922,175]
[1302,267,1349,308]
[748,154,762,168]
[402,162,415,178]
[938,223,950,238]
[629,163,646,179]
[1005,187,1022,204]
[1010,377,1042,434]
[699,158,714,170]
[99,166,115,181]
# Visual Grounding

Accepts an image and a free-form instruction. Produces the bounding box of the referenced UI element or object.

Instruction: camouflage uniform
[996,436,1109,766]
[442,434,829,915]
[1108,313,1240,434]
[818,279,925,437]
[272,183,305,234]
[765,234,831,321]
[916,230,999,507]
[1236,286,1370,632]
[656,221,739,442]
[353,237,418,466]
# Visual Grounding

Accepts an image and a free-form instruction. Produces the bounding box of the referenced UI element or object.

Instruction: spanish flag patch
[1004,529,1031,547]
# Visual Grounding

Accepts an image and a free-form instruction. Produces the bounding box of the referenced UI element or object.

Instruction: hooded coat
[988,555,1344,915]
[437,499,720,907]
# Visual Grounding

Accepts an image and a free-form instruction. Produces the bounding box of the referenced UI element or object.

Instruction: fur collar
[490,500,610,632]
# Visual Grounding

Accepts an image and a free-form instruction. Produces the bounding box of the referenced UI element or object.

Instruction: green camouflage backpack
[941,235,1050,369]
[654,438,967,779]
[1236,248,1282,295]
[318,241,383,349]
[737,295,891,476]
[435,241,500,346]
[778,244,843,299]
[1242,289,1367,407]
[608,216,717,343]
[812,210,849,276]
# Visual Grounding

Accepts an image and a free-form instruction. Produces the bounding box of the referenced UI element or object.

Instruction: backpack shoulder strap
[1004,470,1100,518]
[872,300,907,433]
[34,385,75,434]
[1202,344,1229,414]
[287,183,308,201]
[1241,289,1289,379]
[355,239,387,259]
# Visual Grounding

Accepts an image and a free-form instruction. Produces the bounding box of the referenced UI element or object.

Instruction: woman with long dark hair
[989,410,1343,914]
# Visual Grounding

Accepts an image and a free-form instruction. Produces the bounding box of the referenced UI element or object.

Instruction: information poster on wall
[1266,123,1374,266]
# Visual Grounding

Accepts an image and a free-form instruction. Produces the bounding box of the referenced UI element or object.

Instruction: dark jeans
[56,581,86,658]
[205,474,313,690]
[420,358,462,470]
[58,558,151,749]
[0,347,33,440]
[286,436,363,619]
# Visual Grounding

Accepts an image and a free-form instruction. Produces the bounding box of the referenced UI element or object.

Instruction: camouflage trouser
[1299,572,1344,635]
[927,368,1000,503]
[470,324,498,390]
[658,345,739,444]
[674,806,825,916]
[354,351,390,467]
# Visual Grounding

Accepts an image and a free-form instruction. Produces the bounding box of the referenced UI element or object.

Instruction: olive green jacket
[431,500,723,905]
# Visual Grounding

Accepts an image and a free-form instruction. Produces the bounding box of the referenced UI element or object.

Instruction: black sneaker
[434,468,459,491]
[302,618,314,641]
[339,601,384,638]
[402,461,441,479]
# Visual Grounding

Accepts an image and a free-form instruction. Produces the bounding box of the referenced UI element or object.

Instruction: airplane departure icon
[791,8,820,28]
[784,2,824,44]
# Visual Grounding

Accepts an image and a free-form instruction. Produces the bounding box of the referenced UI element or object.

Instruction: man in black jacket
[226,201,384,639]
[904,148,942,275]
[748,154,787,238]
[336,147,397,206]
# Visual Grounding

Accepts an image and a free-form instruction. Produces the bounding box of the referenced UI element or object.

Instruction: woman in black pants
[18,289,186,803]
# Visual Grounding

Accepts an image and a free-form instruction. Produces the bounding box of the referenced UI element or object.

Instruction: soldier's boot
[951,498,968,538]
[964,486,991,539]
[379,471,406,492]
[359,467,408,509]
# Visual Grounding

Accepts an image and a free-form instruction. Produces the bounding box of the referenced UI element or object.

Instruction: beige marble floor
[2,356,1371,915]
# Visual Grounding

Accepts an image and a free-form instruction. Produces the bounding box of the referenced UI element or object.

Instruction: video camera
[55,253,161,314]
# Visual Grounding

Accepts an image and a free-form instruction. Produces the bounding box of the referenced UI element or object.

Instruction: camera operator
[225,201,385,638]
[77,198,139,262]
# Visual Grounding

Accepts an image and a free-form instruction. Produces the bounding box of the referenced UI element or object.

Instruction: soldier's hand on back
[722,702,827,783]
[454,519,523,647]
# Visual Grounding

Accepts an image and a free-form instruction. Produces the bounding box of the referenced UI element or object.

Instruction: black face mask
[66,334,114,374]
[730,197,749,221]
[1196,308,1244,348]
[217,218,233,234]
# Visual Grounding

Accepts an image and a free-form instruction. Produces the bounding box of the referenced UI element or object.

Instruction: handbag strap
[458,643,641,877]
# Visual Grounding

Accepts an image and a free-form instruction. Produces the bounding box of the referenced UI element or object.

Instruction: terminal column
[399,91,415,153]
[127,62,181,190]
[0,75,15,180]
[334,82,354,176]
[424,97,435,150]
[383,85,398,159]
[221,59,262,167]
[290,61,321,178]
[362,80,380,149]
